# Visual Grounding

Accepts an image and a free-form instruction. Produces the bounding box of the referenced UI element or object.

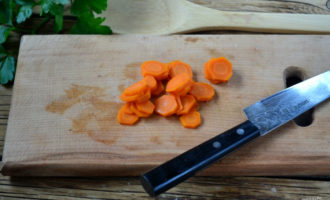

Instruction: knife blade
[140,71,330,197]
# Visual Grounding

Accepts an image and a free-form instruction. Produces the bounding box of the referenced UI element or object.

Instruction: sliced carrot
[141,61,169,80]
[189,82,215,101]
[117,104,139,125]
[166,73,193,95]
[120,88,151,103]
[144,76,157,91]
[122,103,134,114]
[130,103,150,117]
[123,79,148,96]
[155,94,178,117]
[136,100,155,115]
[173,79,194,96]
[168,60,193,78]
[204,57,232,83]
[120,93,140,102]
[177,95,197,115]
[135,89,151,103]
[179,111,201,128]
[151,80,164,96]
[175,95,183,115]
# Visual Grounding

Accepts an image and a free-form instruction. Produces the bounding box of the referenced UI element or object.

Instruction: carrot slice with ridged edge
[122,103,134,114]
[189,82,215,101]
[151,80,164,96]
[177,95,197,115]
[172,79,194,96]
[141,61,169,80]
[168,60,193,78]
[120,93,140,102]
[204,57,232,83]
[123,79,148,96]
[166,73,193,95]
[179,111,201,128]
[136,100,155,115]
[144,76,157,91]
[120,88,151,103]
[155,94,178,117]
[175,95,183,115]
[130,102,150,117]
[117,104,139,125]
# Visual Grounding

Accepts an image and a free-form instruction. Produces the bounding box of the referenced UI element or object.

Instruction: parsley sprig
[0,0,111,85]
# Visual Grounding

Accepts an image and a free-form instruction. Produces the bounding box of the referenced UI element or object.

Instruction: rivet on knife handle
[140,120,260,197]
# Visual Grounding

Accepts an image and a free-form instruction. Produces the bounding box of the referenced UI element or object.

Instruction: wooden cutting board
[1,35,330,176]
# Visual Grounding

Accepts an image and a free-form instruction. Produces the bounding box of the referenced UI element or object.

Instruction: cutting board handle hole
[283,67,314,127]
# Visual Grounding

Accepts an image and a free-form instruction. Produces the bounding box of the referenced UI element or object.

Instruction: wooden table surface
[1,0,330,199]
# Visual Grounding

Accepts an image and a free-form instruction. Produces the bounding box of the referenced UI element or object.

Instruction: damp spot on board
[150,136,162,145]
[46,84,104,114]
[124,62,141,80]
[206,48,235,60]
[46,84,121,145]
[118,84,126,92]
[185,37,201,43]
[207,48,222,57]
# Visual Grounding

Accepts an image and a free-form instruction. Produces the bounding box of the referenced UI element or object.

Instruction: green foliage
[0,0,112,85]
[0,0,15,25]
[16,4,33,23]
[70,11,111,34]
[0,25,13,43]
[0,56,15,85]
[71,0,107,15]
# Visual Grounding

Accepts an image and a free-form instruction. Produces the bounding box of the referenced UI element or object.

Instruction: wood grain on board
[1,35,330,176]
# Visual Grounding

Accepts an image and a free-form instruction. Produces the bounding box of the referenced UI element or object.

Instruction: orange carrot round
[144,76,157,91]
[179,111,201,128]
[151,80,164,96]
[155,94,178,117]
[120,93,140,102]
[173,79,194,96]
[136,100,155,115]
[177,95,197,115]
[175,95,183,115]
[135,89,151,103]
[130,103,150,117]
[166,73,193,95]
[189,82,215,101]
[204,57,232,83]
[141,61,169,80]
[120,88,151,103]
[122,103,134,114]
[117,104,139,125]
[123,79,148,96]
[168,60,193,78]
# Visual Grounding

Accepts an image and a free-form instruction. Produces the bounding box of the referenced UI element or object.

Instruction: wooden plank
[0,175,329,199]
[190,0,330,14]
[1,35,330,176]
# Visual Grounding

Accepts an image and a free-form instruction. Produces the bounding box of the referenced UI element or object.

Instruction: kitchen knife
[141,71,330,197]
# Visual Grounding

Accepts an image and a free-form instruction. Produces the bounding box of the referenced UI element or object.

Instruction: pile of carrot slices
[117,57,232,128]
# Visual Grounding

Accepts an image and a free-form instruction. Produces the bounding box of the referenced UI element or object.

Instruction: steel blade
[243,71,330,135]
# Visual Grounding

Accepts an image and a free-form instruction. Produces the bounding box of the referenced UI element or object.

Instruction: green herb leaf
[41,0,68,14]
[16,4,33,23]
[70,11,111,34]
[0,45,7,59]
[71,0,107,15]
[0,56,15,84]
[49,3,63,32]
[0,0,15,25]
[0,25,13,44]
[15,0,35,5]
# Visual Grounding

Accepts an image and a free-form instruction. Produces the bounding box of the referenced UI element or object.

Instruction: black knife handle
[140,120,260,197]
